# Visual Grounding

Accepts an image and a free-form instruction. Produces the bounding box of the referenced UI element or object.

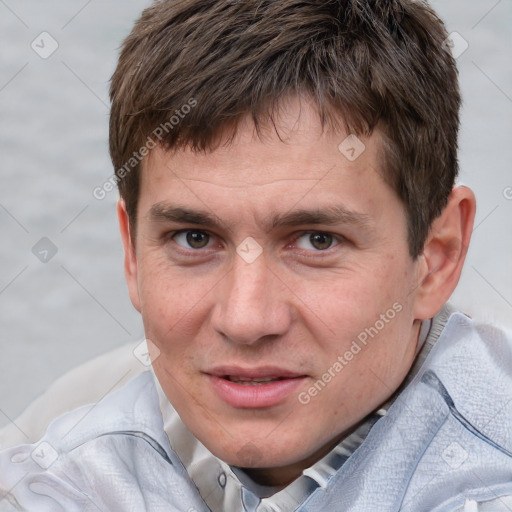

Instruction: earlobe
[117,199,141,313]
[413,186,476,320]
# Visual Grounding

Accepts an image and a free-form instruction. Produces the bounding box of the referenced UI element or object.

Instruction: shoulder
[400,312,512,510]
[0,372,206,511]
[42,371,167,450]
[424,312,512,434]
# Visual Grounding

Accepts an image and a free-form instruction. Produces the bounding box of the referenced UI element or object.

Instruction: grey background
[0,0,511,429]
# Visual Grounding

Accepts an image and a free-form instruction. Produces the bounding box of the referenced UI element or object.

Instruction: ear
[117,199,141,313]
[413,186,476,320]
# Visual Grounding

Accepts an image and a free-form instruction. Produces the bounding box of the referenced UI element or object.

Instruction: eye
[295,232,340,251]
[173,230,212,249]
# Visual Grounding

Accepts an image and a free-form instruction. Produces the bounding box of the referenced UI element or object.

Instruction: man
[1,0,511,511]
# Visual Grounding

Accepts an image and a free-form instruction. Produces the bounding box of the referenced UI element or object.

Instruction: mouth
[223,376,290,385]
[206,367,308,408]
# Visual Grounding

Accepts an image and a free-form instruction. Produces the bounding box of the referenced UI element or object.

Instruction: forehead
[138,97,401,230]
[143,98,385,185]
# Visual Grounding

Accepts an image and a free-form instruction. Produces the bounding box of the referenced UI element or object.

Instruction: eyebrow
[149,204,223,227]
[267,206,371,232]
[148,203,372,232]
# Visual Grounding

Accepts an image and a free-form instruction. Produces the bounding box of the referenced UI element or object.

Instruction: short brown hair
[109,0,460,257]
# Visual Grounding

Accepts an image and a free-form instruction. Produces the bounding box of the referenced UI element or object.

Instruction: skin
[118,96,476,488]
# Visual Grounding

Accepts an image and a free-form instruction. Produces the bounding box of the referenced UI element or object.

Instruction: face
[122,97,425,486]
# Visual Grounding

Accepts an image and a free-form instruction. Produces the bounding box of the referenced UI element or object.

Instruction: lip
[207,366,306,379]
[205,366,307,409]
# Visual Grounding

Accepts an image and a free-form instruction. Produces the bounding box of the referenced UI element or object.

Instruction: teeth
[226,376,281,384]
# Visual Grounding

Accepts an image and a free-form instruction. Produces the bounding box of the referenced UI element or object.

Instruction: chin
[208,436,307,469]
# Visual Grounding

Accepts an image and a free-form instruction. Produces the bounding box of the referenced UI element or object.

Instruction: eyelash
[167,229,345,257]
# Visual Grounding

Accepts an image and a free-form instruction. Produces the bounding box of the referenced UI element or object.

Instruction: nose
[211,254,293,346]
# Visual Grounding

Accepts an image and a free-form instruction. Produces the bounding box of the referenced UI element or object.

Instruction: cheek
[302,303,414,435]
[304,269,404,338]
[307,260,415,368]
[142,263,209,403]
[142,273,215,416]
[138,251,198,312]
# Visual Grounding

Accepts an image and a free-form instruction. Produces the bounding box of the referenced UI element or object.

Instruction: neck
[236,423,359,489]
